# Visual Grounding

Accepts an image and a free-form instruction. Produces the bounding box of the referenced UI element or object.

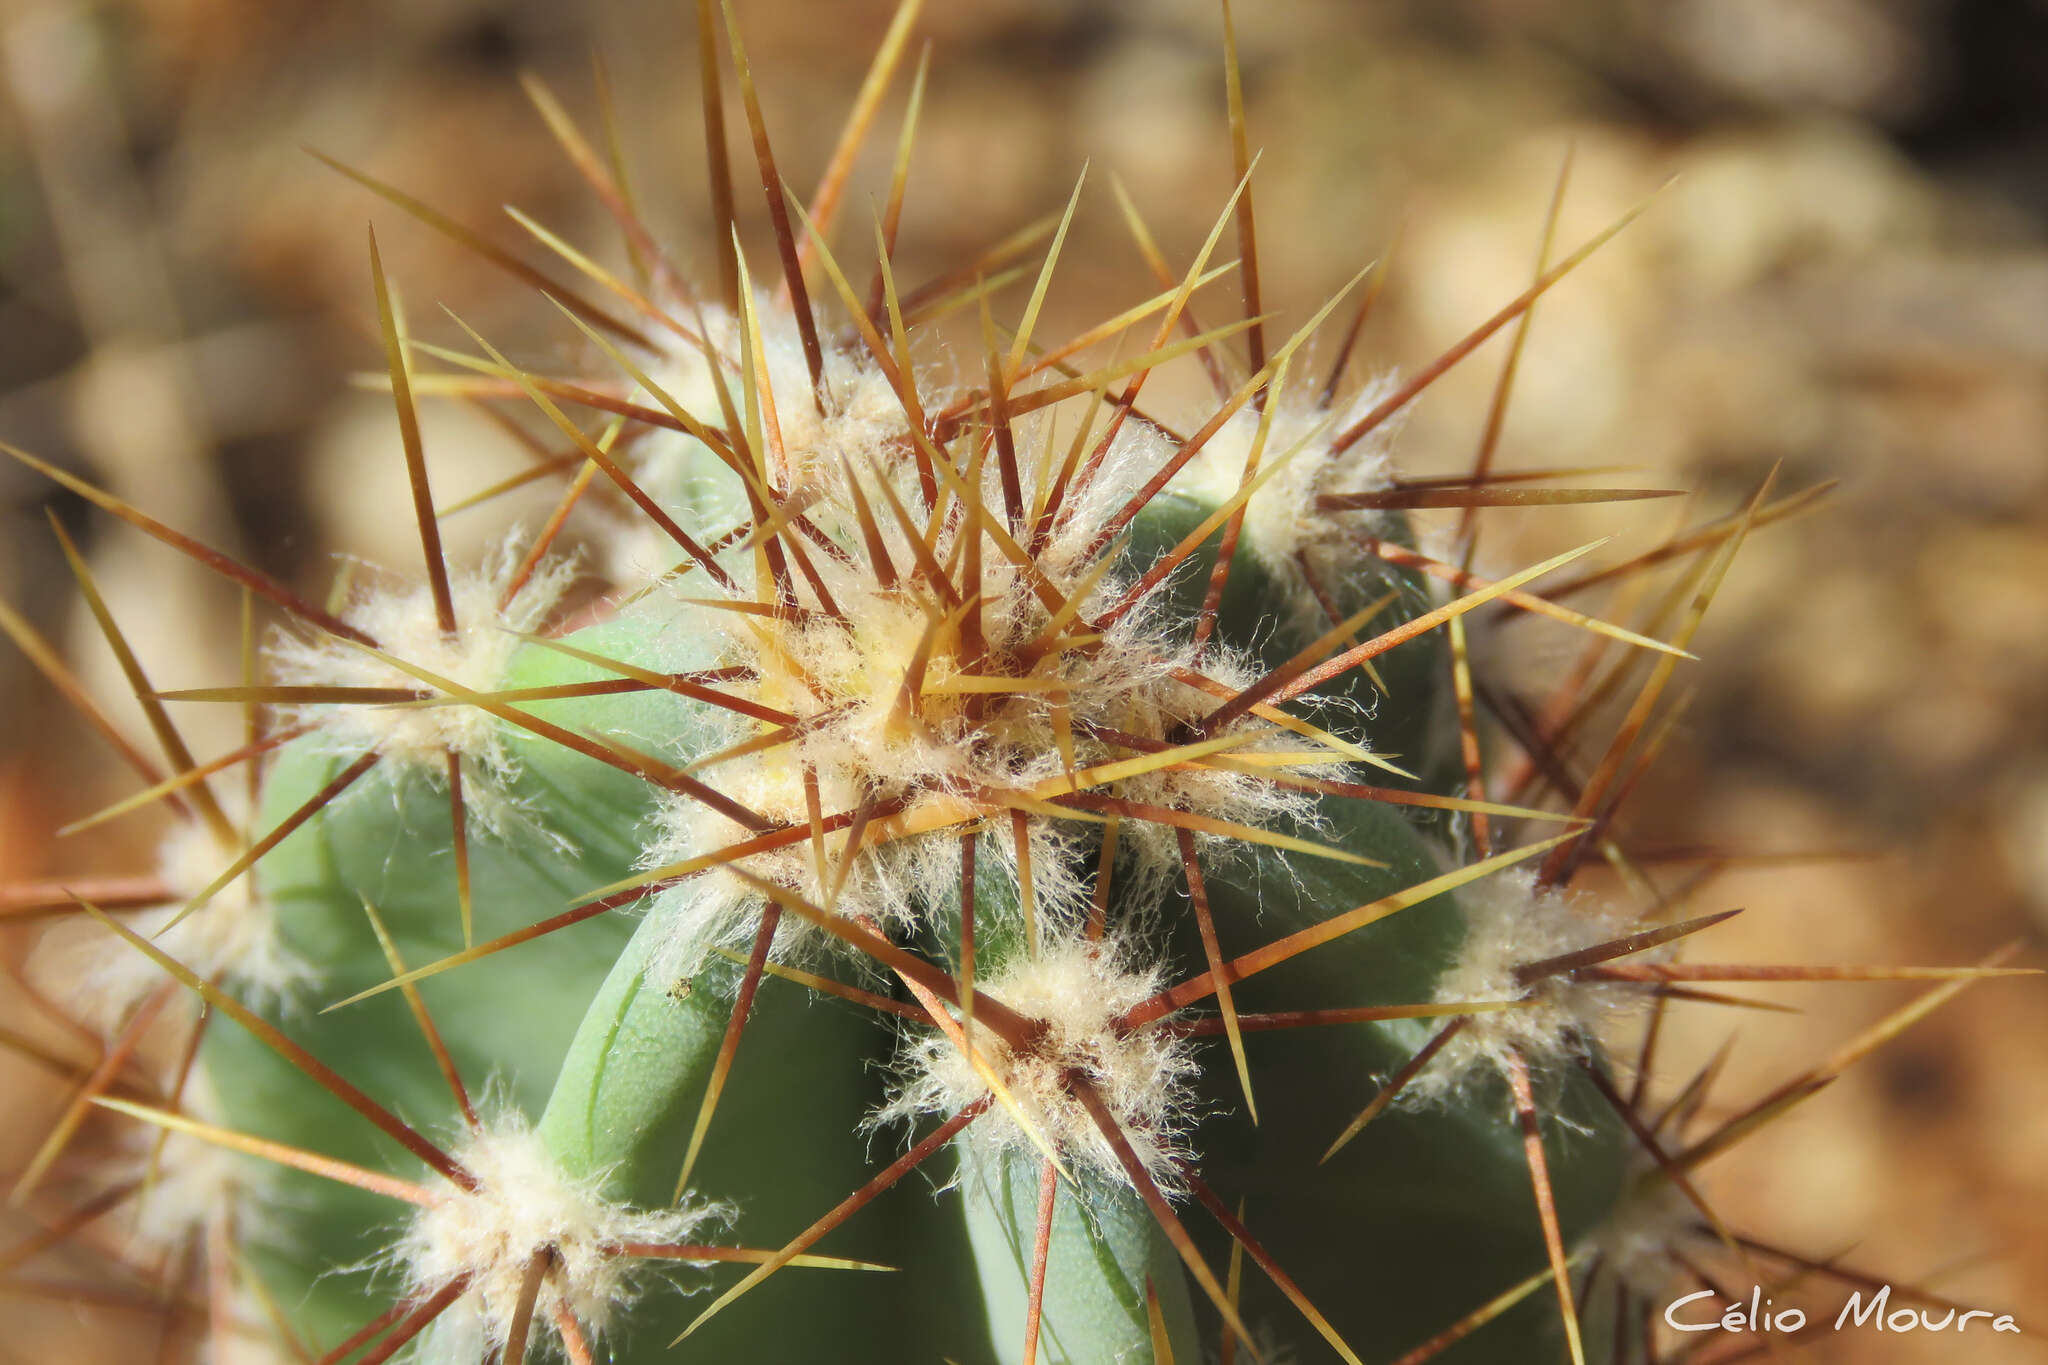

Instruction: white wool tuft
[33,801,302,1031]
[1583,1166,1701,1297]
[635,407,1326,967]
[93,1072,272,1261]
[125,1129,266,1260]
[396,1114,724,1356]
[266,539,576,833]
[607,299,932,576]
[1164,375,1403,592]
[876,934,1195,1192]
[1406,868,1658,1101]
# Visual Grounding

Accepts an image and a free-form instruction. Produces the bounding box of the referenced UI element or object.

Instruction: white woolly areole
[1163,376,1402,596]
[76,1071,271,1273]
[597,300,928,586]
[395,1116,723,1356]
[876,935,1195,1192]
[1583,1166,1702,1297]
[634,368,1324,967]
[1406,868,1657,1102]
[267,541,575,830]
[124,1128,251,1254]
[32,803,302,1031]
[126,1072,280,1265]
[639,301,927,505]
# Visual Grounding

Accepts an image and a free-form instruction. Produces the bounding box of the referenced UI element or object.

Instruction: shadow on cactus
[2,2,2035,1363]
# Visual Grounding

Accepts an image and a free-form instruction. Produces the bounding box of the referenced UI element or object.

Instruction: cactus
[3,4,2032,1364]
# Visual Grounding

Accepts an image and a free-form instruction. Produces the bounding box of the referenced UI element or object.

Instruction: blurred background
[0,0,2043,1360]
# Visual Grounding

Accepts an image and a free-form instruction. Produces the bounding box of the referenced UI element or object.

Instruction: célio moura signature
[1664,1284,2021,1336]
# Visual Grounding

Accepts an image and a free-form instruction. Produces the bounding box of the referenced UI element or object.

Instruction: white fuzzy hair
[394,1112,726,1359]
[874,933,1196,1193]
[596,299,941,587]
[32,799,304,1032]
[1163,373,1405,625]
[265,539,577,836]
[612,305,1330,969]
[125,1128,253,1253]
[115,1070,277,1262]
[1405,868,1662,1102]
[1583,1165,1703,1297]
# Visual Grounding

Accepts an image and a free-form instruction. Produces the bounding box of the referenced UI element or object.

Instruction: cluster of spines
[0,1,2034,1363]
